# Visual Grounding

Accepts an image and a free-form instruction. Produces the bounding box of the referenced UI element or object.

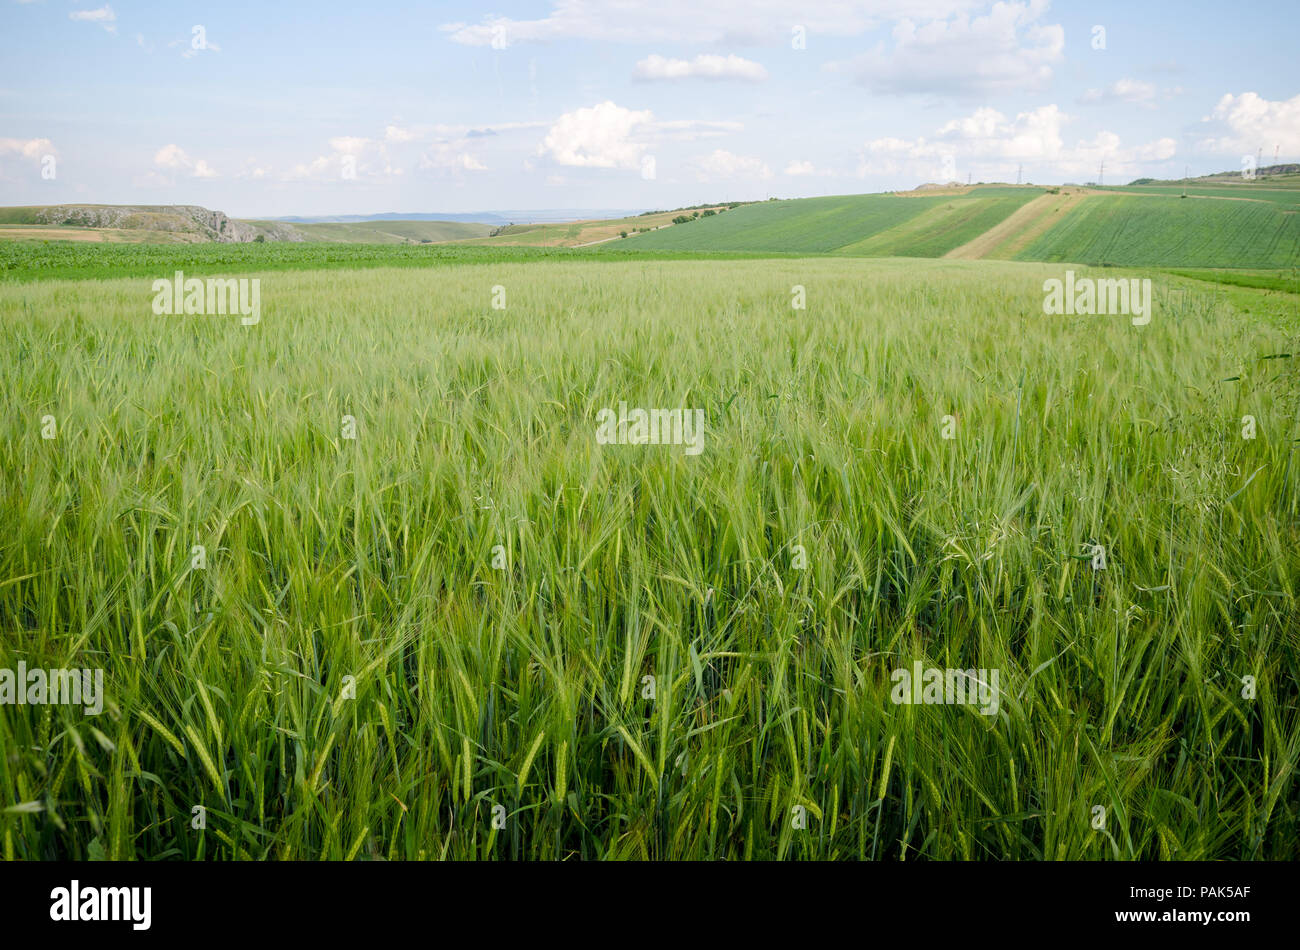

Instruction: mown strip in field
[1161,267,1300,294]
[834,193,1041,258]
[945,191,1093,260]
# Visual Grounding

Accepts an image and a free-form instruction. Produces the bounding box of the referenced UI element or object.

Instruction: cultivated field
[273,220,495,244]
[2,255,1297,859]
[1016,195,1300,268]
[619,193,959,252]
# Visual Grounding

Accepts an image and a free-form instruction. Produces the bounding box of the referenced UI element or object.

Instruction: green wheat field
[1,254,1298,860]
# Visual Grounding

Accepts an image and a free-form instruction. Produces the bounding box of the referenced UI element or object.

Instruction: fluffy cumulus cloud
[440,1,987,46]
[538,101,654,169]
[154,144,218,178]
[1197,92,1300,156]
[536,102,745,171]
[784,159,819,175]
[859,104,1175,179]
[0,137,56,161]
[633,54,768,82]
[831,0,1063,95]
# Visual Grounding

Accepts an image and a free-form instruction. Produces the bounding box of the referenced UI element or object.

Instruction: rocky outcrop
[31,204,304,242]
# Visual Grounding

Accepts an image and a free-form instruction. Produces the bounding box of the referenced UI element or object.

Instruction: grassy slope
[8,184,1300,270]
[946,190,1090,260]
[620,195,946,252]
[833,193,1041,257]
[1,257,1296,860]
[1160,267,1300,294]
[0,225,202,244]
[0,208,44,225]
[0,240,804,283]
[1016,194,1300,268]
[1096,183,1300,211]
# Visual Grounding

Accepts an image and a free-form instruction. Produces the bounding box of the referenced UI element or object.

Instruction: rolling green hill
[10,179,1300,270]
[618,193,961,253]
[832,192,1040,257]
[616,183,1299,268]
[1014,194,1300,268]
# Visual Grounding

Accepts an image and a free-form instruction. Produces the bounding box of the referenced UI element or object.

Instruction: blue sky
[1,0,1298,216]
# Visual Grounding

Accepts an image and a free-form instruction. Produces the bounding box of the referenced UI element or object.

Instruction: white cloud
[690,149,772,180]
[385,124,418,144]
[830,1,1063,96]
[536,102,744,171]
[937,104,1066,158]
[441,1,985,46]
[784,159,820,175]
[154,143,219,178]
[0,137,56,161]
[70,5,116,33]
[538,101,654,169]
[1197,92,1300,156]
[634,54,768,82]
[859,104,1175,179]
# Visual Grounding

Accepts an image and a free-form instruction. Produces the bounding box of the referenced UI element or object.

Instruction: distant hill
[270,211,512,226]
[273,220,494,244]
[268,209,648,225]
